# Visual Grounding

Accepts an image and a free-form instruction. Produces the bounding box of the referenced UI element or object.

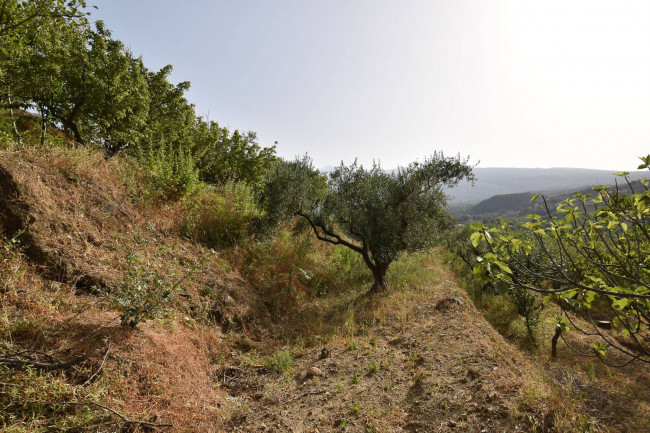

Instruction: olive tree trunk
[370,262,389,293]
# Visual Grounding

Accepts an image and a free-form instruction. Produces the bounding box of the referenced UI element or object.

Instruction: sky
[90,0,650,171]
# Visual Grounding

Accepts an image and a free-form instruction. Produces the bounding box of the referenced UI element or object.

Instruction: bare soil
[220,282,551,432]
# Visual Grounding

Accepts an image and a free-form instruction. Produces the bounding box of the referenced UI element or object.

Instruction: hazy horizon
[91,0,650,171]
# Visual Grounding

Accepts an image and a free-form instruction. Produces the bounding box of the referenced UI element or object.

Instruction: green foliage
[183,182,264,247]
[115,254,176,328]
[1,1,276,201]
[266,349,293,373]
[509,287,544,343]
[0,365,108,430]
[471,157,650,364]
[263,155,328,226]
[366,360,381,373]
[192,123,277,188]
[141,144,200,200]
[265,153,474,292]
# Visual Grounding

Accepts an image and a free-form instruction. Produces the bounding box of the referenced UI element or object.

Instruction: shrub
[140,144,199,201]
[115,254,176,328]
[267,349,293,373]
[183,182,263,248]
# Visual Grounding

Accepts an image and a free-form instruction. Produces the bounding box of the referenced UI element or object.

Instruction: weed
[114,254,175,328]
[367,360,381,374]
[267,349,293,373]
[350,401,360,414]
[346,339,359,351]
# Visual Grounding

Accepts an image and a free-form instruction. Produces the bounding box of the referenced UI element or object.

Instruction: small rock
[319,347,330,360]
[224,294,235,305]
[304,366,323,379]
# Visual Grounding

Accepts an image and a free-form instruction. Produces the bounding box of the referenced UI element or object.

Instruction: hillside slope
[448,167,647,205]
[1,147,646,432]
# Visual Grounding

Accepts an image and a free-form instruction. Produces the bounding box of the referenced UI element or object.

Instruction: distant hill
[322,165,647,207]
[455,179,645,222]
[446,167,647,205]
[467,192,535,215]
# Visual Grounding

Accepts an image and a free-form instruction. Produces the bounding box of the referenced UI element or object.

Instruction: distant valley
[447,167,647,222]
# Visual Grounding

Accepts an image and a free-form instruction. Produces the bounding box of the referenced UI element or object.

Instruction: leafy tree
[3,17,148,149]
[0,1,87,141]
[139,64,195,154]
[0,0,86,40]
[85,22,149,155]
[472,156,650,365]
[194,127,277,187]
[266,153,474,292]
[1,0,277,195]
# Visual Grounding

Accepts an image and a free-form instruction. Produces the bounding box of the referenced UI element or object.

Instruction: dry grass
[1,142,647,431]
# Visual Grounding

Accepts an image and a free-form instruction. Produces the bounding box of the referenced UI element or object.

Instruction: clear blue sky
[90,0,650,170]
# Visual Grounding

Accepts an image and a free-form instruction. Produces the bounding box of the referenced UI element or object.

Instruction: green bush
[267,349,293,373]
[115,254,176,328]
[183,182,263,248]
[141,144,200,201]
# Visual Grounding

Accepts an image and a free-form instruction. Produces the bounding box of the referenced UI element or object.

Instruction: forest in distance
[1,1,649,432]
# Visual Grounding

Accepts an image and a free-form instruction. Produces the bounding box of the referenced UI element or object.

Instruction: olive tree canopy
[265,152,475,293]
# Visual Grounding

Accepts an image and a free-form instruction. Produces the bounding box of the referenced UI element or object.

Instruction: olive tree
[265,152,474,293]
[471,156,650,365]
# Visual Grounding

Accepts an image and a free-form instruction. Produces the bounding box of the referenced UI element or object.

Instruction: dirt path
[220,280,547,432]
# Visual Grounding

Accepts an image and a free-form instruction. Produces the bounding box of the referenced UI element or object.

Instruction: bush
[115,254,176,328]
[140,145,199,201]
[183,182,263,248]
[267,349,293,373]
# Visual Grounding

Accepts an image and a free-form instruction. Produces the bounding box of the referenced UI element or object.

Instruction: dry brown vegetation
[0,144,648,432]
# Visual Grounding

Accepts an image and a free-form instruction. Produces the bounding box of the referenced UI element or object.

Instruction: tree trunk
[62,119,84,144]
[370,262,389,293]
[39,107,47,145]
[551,324,562,360]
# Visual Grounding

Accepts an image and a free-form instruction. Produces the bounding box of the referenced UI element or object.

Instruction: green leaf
[494,280,509,295]
[530,194,540,204]
[590,343,607,356]
[494,261,513,274]
[611,297,632,310]
[469,222,483,230]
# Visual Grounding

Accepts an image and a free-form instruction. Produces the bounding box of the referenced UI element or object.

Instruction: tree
[0,0,87,141]
[471,156,650,365]
[3,17,148,149]
[266,152,474,293]
[0,0,86,40]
